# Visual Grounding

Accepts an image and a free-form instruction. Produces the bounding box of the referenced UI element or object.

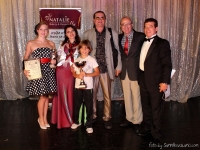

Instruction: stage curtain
[0,0,199,102]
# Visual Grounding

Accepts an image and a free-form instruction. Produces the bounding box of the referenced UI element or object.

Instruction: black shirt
[95,27,107,73]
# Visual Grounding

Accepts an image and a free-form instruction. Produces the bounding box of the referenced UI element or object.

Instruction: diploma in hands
[24,59,42,80]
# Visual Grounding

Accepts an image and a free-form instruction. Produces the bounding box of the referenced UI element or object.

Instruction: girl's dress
[26,47,56,95]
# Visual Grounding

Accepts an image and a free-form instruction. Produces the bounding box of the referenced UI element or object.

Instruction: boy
[71,40,100,134]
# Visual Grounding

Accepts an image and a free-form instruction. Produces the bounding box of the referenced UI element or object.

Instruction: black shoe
[120,120,133,127]
[133,124,141,134]
[138,129,151,136]
[104,121,112,129]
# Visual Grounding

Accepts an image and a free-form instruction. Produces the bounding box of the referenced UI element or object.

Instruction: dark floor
[0,97,200,150]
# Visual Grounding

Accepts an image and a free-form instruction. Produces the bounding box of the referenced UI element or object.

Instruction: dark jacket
[118,30,145,81]
[139,35,172,92]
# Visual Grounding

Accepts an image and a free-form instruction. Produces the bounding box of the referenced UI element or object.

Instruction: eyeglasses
[95,17,105,20]
[121,23,132,27]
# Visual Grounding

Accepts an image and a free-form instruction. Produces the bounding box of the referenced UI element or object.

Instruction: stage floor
[0,97,200,150]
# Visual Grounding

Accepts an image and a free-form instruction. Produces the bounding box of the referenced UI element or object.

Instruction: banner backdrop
[39,8,81,48]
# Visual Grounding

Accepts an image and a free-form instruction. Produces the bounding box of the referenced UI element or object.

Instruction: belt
[40,58,51,63]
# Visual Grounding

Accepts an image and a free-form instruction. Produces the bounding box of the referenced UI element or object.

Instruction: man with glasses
[118,17,145,134]
[83,11,122,129]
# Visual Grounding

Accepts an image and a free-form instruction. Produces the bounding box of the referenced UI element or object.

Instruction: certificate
[24,59,42,80]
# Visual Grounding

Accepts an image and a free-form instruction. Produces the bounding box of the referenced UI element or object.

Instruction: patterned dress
[26,47,57,96]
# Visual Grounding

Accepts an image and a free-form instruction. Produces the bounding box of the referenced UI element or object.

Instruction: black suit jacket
[140,36,172,92]
[119,30,145,81]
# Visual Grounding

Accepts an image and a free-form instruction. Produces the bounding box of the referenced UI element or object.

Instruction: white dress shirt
[139,35,156,71]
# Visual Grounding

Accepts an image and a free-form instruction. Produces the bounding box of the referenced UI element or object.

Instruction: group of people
[23,10,172,143]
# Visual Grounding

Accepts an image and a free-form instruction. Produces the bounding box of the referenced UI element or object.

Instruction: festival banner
[39,8,81,48]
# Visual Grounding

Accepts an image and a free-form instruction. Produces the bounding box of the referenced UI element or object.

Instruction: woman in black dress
[23,22,56,129]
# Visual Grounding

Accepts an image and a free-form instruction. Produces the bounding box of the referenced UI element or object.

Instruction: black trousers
[74,88,93,128]
[139,71,164,139]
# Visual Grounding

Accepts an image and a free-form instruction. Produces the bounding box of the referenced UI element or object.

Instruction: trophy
[50,49,57,69]
[74,61,87,89]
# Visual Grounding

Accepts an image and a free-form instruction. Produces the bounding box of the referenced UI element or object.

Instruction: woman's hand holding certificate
[24,59,42,80]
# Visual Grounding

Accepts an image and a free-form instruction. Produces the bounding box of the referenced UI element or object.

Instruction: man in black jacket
[138,18,172,143]
[118,16,145,133]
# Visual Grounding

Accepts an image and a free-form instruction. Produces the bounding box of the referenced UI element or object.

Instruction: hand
[50,59,56,65]
[23,69,30,78]
[78,71,86,79]
[115,70,121,77]
[159,83,168,92]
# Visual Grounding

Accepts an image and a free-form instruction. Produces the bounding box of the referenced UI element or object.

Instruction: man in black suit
[118,16,145,133]
[138,18,172,143]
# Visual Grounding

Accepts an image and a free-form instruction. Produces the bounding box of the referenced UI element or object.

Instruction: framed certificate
[24,59,42,80]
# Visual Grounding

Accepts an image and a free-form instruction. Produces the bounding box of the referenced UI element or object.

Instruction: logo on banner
[40,9,81,29]
[44,13,75,26]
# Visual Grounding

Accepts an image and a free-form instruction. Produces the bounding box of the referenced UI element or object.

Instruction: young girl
[23,22,57,129]
[71,40,100,134]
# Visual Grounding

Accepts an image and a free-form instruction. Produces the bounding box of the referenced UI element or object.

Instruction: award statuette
[75,61,87,89]
[50,49,57,69]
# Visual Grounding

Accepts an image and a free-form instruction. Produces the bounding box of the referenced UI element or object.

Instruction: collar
[123,30,134,38]
[95,27,106,33]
